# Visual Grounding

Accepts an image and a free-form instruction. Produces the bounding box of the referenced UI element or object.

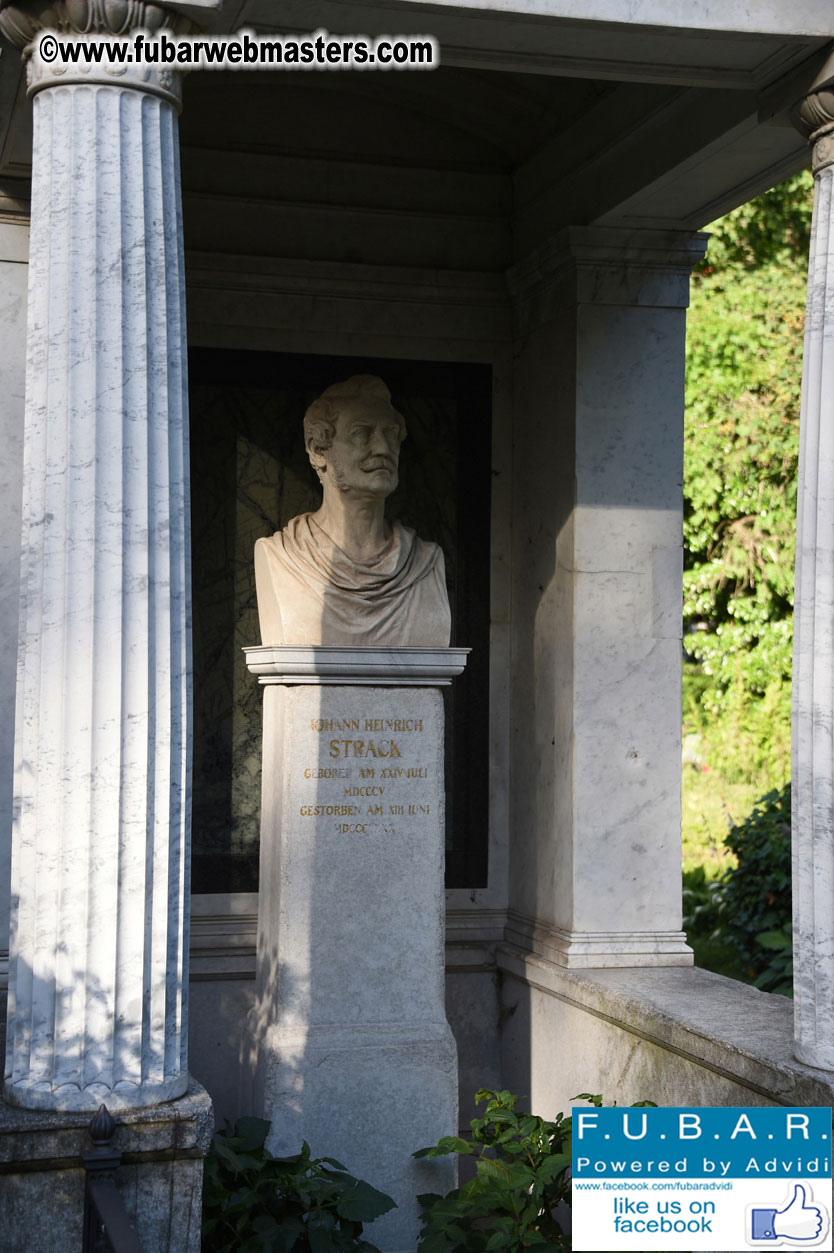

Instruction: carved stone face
[322,398,402,499]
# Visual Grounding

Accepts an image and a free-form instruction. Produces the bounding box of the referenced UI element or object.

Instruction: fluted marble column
[792,74,834,1070]
[1,3,196,1110]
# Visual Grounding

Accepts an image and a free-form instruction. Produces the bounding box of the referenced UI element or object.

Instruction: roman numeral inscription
[299,710,432,836]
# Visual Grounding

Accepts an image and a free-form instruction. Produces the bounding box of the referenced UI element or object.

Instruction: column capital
[0,1,218,104]
[0,1,187,49]
[792,75,834,174]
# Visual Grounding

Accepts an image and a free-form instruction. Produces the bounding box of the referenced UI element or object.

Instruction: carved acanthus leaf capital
[0,0,188,50]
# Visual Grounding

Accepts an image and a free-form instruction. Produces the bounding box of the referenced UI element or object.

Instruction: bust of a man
[254,375,451,646]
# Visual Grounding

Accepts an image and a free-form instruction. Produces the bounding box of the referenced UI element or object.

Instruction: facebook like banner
[572,1106,832,1251]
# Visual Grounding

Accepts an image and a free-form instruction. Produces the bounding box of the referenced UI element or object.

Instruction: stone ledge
[497,944,834,1106]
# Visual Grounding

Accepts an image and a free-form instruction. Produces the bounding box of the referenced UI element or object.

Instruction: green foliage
[753,925,794,997]
[413,1088,573,1251]
[684,787,792,995]
[714,785,793,995]
[413,1089,654,1252]
[681,864,746,981]
[694,176,813,272]
[202,1117,396,1252]
[682,863,724,938]
[683,171,812,788]
[682,786,793,994]
[684,667,792,791]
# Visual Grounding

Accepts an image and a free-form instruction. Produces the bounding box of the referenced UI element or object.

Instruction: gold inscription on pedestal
[329,739,402,759]
[310,717,423,733]
[299,804,361,817]
[301,712,430,835]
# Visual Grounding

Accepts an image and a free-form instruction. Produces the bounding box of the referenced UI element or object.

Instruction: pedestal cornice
[244,645,471,687]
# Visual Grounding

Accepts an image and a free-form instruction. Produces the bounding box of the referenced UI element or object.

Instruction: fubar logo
[571,1107,832,1251]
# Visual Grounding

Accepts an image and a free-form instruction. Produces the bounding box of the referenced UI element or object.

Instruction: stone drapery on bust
[254,376,451,646]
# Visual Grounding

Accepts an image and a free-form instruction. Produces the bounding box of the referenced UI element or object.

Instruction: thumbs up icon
[751,1184,826,1243]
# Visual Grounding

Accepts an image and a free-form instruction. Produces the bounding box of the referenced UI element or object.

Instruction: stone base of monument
[0,1074,213,1252]
[242,647,469,1253]
[245,1021,458,1249]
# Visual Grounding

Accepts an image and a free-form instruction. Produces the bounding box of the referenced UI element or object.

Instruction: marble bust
[254,375,451,646]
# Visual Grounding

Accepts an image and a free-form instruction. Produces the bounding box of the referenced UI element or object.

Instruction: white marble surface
[186,896,506,1133]
[4,63,192,1110]
[498,948,834,1119]
[509,232,698,966]
[245,644,470,685]
[244,682,459,1250]
[0,232,27,986]
[792,133,834,1070]
[504,914,692,967]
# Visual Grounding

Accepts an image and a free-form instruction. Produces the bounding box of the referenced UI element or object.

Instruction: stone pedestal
[243,646,467,1253]
[0,1081,213,1253]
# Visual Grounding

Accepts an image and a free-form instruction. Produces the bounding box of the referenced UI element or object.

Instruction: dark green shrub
[202,1117,396,1252]
[682,864,724,938]
[682,864,747,982]
[713,784,793,996]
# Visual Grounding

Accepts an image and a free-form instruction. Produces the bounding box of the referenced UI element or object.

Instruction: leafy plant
[202,1116,396,1252]
[681,790,793,995]
[714,785,793,996]
[682,863,724,938]
[412,1089,654,1251]
[682,864,747,981]
[753,925,794,996]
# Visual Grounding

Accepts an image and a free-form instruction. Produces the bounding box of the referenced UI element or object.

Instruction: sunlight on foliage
[682,170,812,865]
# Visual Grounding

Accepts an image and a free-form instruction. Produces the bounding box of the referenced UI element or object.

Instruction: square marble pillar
[506,228,707,967]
